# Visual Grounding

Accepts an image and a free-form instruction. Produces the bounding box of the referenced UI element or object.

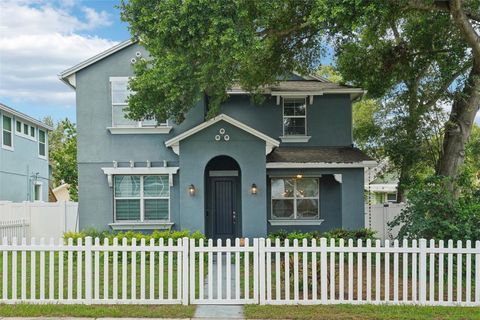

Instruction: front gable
[165,114,280,155]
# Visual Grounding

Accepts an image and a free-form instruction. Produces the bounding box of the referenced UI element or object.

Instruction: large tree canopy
[120,0,480,190]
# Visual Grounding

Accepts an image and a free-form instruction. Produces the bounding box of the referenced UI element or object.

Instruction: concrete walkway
[194,255,244,319]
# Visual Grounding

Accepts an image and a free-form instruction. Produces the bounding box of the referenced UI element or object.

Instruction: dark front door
[208,177,239,241]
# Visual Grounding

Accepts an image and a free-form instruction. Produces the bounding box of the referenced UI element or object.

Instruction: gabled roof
[0,103,53,131]
[165,114,280,155]
[59,39,136,88]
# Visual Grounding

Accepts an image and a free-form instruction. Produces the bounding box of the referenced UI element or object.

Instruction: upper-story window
[2,115,13,150]
[283,98,307,136]
[15,120,36,141]
[110,77,166,128]
[38,129,46,158]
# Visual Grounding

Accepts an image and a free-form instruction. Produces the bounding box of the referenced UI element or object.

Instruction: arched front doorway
[204,156,241,240]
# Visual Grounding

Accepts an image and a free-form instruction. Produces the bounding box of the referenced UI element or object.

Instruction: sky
[0,0,129,122]
[0,0,479,125]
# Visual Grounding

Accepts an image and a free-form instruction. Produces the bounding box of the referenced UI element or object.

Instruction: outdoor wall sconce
[188,184,196,196]
[251,183,258,195]
[296,174,303,179]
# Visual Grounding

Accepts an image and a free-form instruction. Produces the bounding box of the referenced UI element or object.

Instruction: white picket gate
[1,236,479,306]
[189,238,258,304]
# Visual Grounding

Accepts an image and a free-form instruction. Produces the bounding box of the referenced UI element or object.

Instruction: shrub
[389,175,480,241]
[63,229,206,244]
[268,228,377,244]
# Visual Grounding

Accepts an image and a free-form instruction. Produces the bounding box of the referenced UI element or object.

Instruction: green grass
[0,304,195,318]
[244,304,480,320]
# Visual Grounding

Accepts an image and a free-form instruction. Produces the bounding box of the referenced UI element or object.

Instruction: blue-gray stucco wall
[0,110,49,202]
[221,95,353,147]
[267,168,365,233]
[179,120,267,238]
[73,42,363,234]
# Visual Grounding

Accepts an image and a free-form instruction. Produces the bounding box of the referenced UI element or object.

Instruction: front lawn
[0,304,195,318]
[244,304,480,320]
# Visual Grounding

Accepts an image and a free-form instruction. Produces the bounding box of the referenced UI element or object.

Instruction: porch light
[188,184,196,196]
[251,183,258,195]
[296,174,303,179]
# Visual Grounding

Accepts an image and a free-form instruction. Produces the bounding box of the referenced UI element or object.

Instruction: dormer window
[280,97,311,143]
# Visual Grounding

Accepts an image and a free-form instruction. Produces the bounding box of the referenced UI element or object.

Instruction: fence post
[419,238,427,304]
[258,237,266,305]
[320,237,328,303]
[182,237,189,305]
[84,236,93,304]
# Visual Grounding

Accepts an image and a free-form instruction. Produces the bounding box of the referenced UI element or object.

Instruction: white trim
[1,114,14,151]
[209,170,239,177]
[109,222,174,230]
[271,91,324,96]
[107,126,173,135]
[59,39,136,87]
[268,219,324,226]
[282,97,308,137]
[279,136,311,143]
[0,103,53,131]
[15,120,37,142]
[38,129,47,160]
[271,177,320,221]
[102,166,179,187]
[33,181,43,202]
[266,161,378,169]
[165,114,279,155]
[368,183,398,193]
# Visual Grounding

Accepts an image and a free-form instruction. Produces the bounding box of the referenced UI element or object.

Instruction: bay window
[114,175,170,222]
[271,177,319,220]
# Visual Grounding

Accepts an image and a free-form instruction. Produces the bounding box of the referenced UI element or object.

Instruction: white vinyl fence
[0,201,78,243]
[365,203,405,241]
[1,237,478,306]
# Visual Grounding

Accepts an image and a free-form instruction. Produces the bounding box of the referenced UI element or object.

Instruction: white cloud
[0,0,117,109]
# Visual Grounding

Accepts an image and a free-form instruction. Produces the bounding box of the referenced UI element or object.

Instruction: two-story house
[0,103,52,202]
[60,40,375,239]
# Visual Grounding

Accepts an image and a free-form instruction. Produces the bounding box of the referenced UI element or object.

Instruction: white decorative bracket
[107,174,113,187]
[276,96,281,105]
[102,166,179,188]
[334,174,343,183]
[309,95,314,105]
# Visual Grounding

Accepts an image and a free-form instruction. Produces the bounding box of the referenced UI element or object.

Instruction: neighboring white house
[364,159,398,204]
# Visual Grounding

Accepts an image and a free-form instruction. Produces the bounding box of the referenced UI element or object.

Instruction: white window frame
[109,77,169,128]
[282,97,307,136]
[386,192,397,203]
[113,175,170,223]
[2,114,14,151]
[15,119,37,141]
[270,177,320,221]
[38,129,47,159]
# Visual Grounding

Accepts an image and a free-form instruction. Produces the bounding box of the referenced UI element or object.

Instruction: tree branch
[450,0,480,61]
[404,0,480,22]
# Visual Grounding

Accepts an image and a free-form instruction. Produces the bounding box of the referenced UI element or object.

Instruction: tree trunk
[436,60,480,182]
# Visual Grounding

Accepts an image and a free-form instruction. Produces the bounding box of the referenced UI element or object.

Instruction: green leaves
[47,118,78,201]
[120,0,324,122]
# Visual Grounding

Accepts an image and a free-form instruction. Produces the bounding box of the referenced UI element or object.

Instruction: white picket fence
[0,237,479,306]
[0,201,78,243]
